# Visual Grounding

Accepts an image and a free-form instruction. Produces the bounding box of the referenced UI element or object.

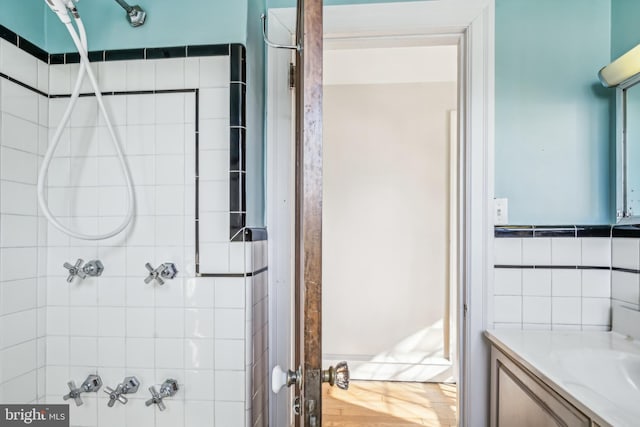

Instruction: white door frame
[265,2,494,426]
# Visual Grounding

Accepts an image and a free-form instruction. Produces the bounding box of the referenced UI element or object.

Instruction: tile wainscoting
[494,224,640,331]
[0,24,267,427]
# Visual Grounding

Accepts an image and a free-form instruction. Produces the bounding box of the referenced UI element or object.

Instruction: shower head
[44,0,76,24]
[114,0,146,27]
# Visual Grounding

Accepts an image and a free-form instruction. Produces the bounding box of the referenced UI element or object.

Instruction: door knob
[272,365,301,393]
[322,361,350,390]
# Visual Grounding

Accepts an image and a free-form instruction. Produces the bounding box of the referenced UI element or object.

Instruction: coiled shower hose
[37,12,135,240]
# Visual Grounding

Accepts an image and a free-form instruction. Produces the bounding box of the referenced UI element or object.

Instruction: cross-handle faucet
[64,259,104,283]
[144,263,178,286]
[64,259,87,283]
[145,379,179,411]
[63,374,102,406]
[104,376,140,407]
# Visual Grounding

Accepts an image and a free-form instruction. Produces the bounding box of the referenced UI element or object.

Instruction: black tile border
[494,226,534,238]
[0,24,231,64]
[533,226,576,237]
[612,267,640,274]
[245,227,268,242]
[495,265,611,270]
[612,224,640,238]
[577,225,612,238]
[495,225,616,238]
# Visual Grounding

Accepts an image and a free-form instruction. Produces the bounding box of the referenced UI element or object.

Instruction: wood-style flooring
[323,381,457,427]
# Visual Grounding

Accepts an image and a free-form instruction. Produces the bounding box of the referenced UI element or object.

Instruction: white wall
[323,81,456,380]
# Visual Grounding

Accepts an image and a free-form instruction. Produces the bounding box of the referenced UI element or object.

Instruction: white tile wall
[493,234,612,331]
[0,40,48,404]
[1,39,265,427]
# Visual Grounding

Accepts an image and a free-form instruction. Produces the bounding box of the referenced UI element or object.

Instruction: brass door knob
[322,361,350,390]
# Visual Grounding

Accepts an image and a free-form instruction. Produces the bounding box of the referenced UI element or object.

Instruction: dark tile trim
[494,226,533,238]
[577,225,612,238]
[146,46,187,60]
[0,72,47,97]
[612,266,640,274]
[19,38,48,63]
[0,24,230,64]
[49,53,65,64]
[187,44,229,57]
[104,48,145,62]
[533,226,576,237]
[612,224,640,238]
[495,265,611,270]
[245,228,268,242]
[496,225,614,238]
[230,83,246,128]
[0,25,18,45]
[494,265,534,269]
[230,44,246,82]
[197,266,268,278]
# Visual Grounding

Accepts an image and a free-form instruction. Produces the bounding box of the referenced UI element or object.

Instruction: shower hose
[37,12,135,240]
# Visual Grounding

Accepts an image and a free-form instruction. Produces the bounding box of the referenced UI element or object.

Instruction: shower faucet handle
[104,376,140,407]
[63,374,102,406]
[63,380,84,406]
[144,263,178,286]
[64,259,87,283]
[145,379,178,411]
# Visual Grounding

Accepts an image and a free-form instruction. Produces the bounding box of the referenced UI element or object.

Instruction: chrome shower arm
[114,0,133,13]
[113,0,146,27]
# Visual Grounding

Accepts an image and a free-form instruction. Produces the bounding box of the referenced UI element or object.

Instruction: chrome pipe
[113,0,146,27]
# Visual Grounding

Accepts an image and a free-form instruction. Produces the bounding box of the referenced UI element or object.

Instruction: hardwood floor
[323,381,457,427]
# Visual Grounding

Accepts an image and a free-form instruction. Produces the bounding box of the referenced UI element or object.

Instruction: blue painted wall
[267,0,424,6]
[612,0,640,59]
[246,0,266,227]
[0,0,46,48]
[45,0,247,53]
[495,0,613,224]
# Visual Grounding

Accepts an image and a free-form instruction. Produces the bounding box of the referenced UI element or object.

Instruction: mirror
[627,83,640,217]
[617,74,640,221]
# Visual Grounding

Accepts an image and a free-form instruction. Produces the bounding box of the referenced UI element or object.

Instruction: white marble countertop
[486,329,640,427]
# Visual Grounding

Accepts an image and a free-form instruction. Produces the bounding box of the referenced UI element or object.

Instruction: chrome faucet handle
[104,376,139,407]
[105,385,128,407]
[144,263,178,286]
[145,386,166,411]
[144,263,164,285]
[64,259,87,283]
[63,380,84,406]
[63,374,102,406]
[145,379,178,411]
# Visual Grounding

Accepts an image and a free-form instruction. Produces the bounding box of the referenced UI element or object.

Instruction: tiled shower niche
[0,26,268,427]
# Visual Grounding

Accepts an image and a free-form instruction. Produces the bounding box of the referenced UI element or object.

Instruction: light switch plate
[495,198,508,225]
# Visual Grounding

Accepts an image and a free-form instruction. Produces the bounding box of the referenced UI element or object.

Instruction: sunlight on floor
[323,380,457,426]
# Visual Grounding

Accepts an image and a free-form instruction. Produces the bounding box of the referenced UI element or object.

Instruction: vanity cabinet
[490,346,594,427]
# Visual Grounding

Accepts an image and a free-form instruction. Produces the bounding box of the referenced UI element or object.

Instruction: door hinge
[289,63,296,89]
[463,303,468,317]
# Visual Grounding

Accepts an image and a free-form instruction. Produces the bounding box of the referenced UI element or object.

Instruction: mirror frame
[616,73,640,222]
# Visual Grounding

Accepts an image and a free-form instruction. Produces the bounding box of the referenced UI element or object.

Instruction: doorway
[322,42,458,382]
[265,2,495,426]
[321,40,459,425]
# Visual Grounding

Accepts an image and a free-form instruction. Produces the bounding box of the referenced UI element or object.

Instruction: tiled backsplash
[493,225,612,330]
[0,24,267,427]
